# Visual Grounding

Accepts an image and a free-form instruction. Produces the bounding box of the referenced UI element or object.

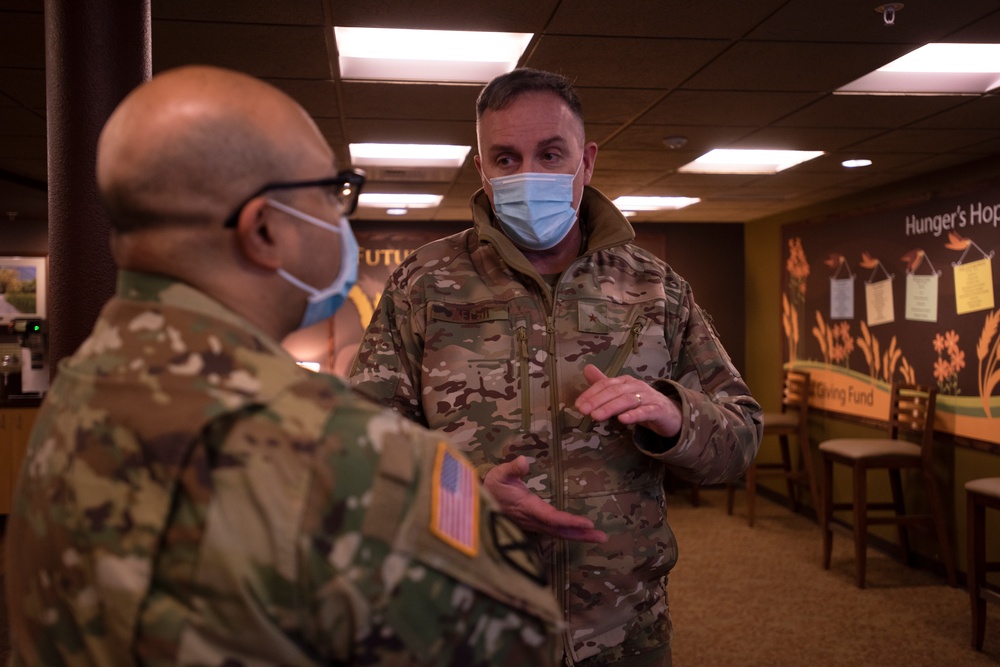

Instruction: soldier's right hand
[483,456,608,543]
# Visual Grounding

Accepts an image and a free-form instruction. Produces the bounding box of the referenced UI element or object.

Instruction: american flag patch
[430,443,479,557]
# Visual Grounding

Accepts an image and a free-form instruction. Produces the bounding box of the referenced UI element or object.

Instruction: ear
[474,153,488,184]
[582,141,598,186]
[235,197,283,270]
[473,154,494,198]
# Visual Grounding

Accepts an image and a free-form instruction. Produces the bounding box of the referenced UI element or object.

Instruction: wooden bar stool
[966,477,1000,651]
[727,369,814,526]
[819,383,956,588]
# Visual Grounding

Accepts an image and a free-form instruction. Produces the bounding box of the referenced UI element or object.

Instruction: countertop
[0,395,43,408]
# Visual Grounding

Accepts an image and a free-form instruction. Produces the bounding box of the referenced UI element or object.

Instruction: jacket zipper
[561,311,647,662]
[516,323,531,431]
[545,312,572,660]
[578,314,648,433]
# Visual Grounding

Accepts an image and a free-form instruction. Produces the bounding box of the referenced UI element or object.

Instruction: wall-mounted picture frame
[0,255,47,324]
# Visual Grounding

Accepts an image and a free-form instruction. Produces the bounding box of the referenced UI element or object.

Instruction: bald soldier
[5,65,561,666]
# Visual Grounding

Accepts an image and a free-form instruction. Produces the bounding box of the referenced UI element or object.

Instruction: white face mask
[268,199,359,329]
[489,159,584,251]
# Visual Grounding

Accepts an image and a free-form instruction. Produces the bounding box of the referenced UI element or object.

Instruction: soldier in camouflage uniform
[350,68,763,666]
[5,65,562,666]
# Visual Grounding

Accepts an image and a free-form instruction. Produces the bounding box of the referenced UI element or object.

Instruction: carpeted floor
[667,487,1000,666]
[2,491,998,665]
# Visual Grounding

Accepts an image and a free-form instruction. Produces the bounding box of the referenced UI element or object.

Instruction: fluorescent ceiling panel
[837,43,1000,95]
[358,193,444,209]
[678,149,824,174]
[350,143,471,168]
[335,27,532,83]
[612,196,700,211]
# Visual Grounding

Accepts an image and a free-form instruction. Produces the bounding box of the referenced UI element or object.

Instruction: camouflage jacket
[6,270,563,667]
[350,187,763,663]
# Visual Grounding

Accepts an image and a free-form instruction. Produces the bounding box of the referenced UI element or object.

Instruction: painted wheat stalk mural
[857,320,881,381]
[977,308,1000,418]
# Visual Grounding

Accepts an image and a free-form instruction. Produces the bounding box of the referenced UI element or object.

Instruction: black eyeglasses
[223,169,366,228]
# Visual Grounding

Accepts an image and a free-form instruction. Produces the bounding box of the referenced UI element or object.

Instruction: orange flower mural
[932,329,964,395]
[785,237,809,362]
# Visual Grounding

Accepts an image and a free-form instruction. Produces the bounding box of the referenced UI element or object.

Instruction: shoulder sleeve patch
[430,442,479,557]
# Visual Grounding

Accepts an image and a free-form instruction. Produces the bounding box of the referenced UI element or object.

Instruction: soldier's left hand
[575,364,682,438]
[484,456,608,543]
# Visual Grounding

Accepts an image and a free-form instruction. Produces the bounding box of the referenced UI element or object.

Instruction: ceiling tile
[329,0,559,32]
[152,21,331,79]
[775,94,968,129]
[3,1,1000,224]
[640,90,822,126]
[547,0,788,39]
[0,10,43,69]
[152,1,325,25]
[683,42,908,92]
[340,82,480,121]
[746,0,1000,43]
[526,35,729,88]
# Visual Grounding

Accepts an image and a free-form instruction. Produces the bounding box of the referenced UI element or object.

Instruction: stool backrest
[781,369,810,415]
[887,382,938,458]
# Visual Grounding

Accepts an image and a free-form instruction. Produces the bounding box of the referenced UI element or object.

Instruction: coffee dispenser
[14,317,48,395]
[1,345,21,399]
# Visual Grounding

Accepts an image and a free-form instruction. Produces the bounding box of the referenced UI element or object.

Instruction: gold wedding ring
[635,393,642,407]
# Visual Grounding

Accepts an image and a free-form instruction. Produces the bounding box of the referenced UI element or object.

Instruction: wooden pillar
[44,0,150,370]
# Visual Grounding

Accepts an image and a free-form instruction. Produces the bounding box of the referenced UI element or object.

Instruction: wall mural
[327,228,461,375]
[782,183,1000,446]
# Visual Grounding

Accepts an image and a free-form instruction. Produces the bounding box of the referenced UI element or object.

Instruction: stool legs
[728,432,814,527]
[853,463,869,589]
[778,435,797,511]
[969,490,987,650]
[821,454,833,570]
[927,469,958,587]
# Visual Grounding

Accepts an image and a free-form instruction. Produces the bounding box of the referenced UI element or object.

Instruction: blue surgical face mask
[268,199,359,330]
[489,160,583,251]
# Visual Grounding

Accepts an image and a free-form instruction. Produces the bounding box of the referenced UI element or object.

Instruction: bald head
[97,65,331,232]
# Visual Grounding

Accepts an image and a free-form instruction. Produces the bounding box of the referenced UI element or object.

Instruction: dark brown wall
[355,219,747,374]
[0,220,47,255]
[636,223,746,374]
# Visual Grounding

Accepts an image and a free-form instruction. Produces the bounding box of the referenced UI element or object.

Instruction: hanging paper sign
[954,257,996,315]
[863,257,895,326]
[829,257,855,320]
[905,273,939,322]
[866,278,895,325]
[830,277,855,319]
[904,251,940,322]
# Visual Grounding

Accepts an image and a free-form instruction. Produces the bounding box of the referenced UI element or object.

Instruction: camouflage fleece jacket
[6,270,563,667]
[350,186,763,663]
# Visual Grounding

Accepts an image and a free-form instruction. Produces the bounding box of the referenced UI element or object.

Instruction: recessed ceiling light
[358,193,444,209]
[386,208,409,216]
[836,43,1000,95]
[842,158,873,168]
[350,143,471,168]
[612,196,701,211]
[678,149,823,174]
[334,27,532,83]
